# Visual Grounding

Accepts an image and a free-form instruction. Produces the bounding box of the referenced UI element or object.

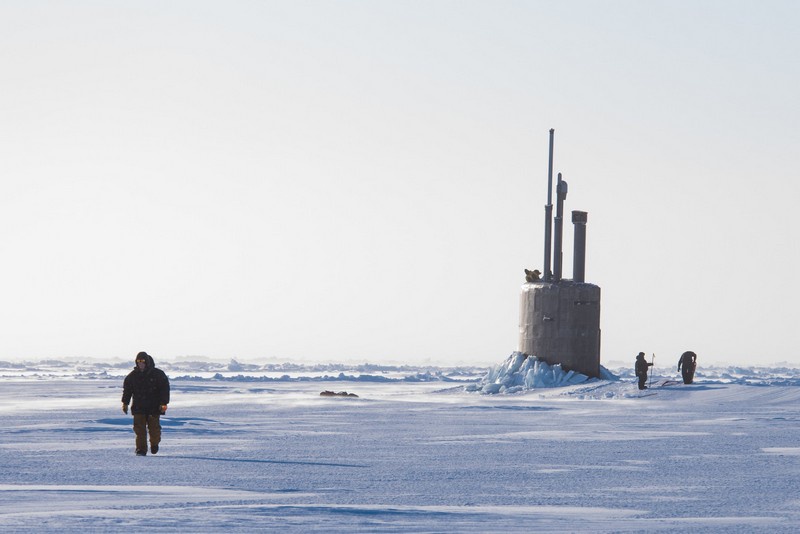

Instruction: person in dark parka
[635,352,653,390]
[122,351,170,456]
[678,351,697,384]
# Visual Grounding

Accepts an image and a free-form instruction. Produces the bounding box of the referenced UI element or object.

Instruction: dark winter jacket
[635,356,652,377]
[122,353,170,415]
[678,351,697,371]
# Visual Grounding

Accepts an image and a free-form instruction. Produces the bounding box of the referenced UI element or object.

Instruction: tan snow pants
[133,414,161,452]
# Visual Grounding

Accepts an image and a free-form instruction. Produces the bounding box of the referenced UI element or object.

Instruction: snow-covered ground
[2,358,800,532]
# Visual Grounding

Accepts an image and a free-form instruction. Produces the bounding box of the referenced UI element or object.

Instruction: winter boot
[151,444,159,455]
[136,449,147,456]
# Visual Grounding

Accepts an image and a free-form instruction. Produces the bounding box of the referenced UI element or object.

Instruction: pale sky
[2,1,798,367]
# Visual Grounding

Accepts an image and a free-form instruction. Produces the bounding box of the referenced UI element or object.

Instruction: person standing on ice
[122,351,170,456]
[678,351,697,384]
[635,352,653,390]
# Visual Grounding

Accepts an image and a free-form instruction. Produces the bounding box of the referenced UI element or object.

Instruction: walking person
[678,351,697,384]
[122,351,170,456]
[635,352,653,390]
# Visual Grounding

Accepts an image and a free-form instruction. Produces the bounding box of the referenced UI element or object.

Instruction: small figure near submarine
[678,351,697,384]
[518,129,602,378]
[635,352,654,390]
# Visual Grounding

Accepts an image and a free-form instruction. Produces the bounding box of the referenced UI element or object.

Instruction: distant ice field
[2,360,800,532]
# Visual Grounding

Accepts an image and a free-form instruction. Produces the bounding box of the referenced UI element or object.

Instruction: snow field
[2,374,800,532]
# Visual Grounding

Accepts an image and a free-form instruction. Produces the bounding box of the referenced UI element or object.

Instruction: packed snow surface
[2,358,800,532]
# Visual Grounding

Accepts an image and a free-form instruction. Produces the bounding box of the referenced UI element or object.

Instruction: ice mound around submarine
[467,352,617,394]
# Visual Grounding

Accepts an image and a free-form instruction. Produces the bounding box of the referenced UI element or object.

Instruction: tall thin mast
[543,128,554,282]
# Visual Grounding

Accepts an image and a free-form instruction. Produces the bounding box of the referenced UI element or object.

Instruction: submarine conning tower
[518,129,602,378]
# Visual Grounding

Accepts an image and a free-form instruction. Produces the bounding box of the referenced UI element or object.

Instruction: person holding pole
[635,352,654,390]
